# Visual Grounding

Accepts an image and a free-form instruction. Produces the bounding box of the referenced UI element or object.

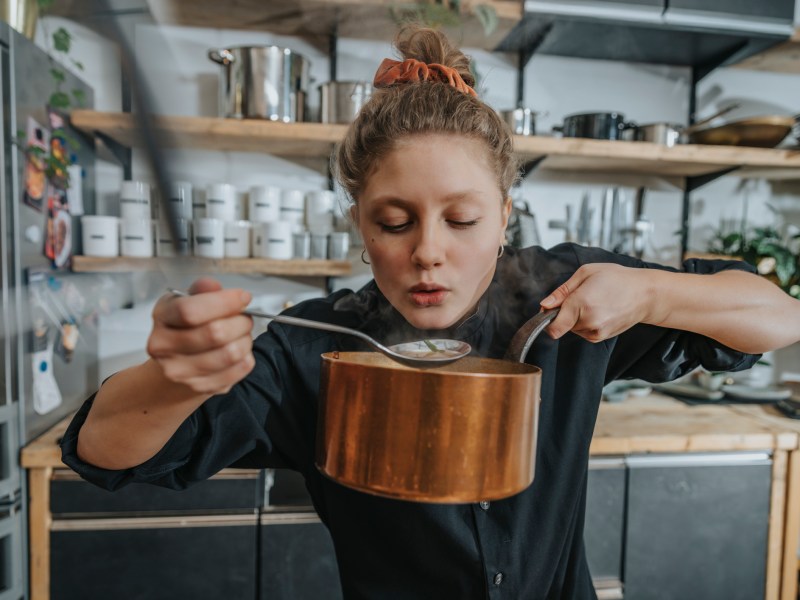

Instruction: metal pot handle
[504,307,560,363]
[208,49,235,65]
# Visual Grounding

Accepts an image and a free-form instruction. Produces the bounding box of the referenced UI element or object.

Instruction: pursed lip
[409,282,448,293]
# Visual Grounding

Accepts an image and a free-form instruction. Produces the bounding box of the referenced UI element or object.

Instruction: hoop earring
[361,249,371,265]
[497,245,504,259]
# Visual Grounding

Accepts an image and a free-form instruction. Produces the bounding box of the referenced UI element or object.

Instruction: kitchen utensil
[208,46,310,122]
[317,308,559,503]
[631,122,683,146]
[167,289,472,368]
[628,105,740,146]
[560,112,636,140]
[501,108,537,136]
[688,116,795,148]
[319,81,373,124]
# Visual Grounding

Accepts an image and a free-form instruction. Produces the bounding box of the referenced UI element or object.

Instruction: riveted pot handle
[208,49,235,65]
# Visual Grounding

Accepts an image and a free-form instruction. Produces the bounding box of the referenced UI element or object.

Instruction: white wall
[37,17,800,379]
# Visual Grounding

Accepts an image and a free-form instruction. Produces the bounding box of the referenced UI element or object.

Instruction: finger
[546,302,582,340]
[180,352,256,396]
[148,314,254,357]
[188,277,223,295]
[157,335,255,381]
[154,288,252,328]
[540,267,592,309]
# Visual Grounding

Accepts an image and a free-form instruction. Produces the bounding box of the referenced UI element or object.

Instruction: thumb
[540,269,590,309]
[188,277,223,295]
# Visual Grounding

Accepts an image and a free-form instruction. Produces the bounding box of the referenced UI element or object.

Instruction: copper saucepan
[315,310,557,503]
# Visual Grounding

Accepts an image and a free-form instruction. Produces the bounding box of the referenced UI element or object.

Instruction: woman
[63,27,800,599]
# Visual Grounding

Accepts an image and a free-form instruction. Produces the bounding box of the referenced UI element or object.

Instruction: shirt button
[479,500,490,510]
[494,572,504,586]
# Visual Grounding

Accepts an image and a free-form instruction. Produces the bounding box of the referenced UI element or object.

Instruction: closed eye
[449,219,479,230]
[379,222,411,233]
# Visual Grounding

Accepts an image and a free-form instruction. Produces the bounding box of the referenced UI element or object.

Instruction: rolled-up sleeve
[600,252,761,383]
[60,322,308,491]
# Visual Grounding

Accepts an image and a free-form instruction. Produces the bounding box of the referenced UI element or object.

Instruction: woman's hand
[147,277,255,396]
[540,263,655,343]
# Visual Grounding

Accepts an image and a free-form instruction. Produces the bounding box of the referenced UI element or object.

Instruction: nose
[411,221,444,269]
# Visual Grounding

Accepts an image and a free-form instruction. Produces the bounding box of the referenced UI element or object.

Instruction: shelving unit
[72,109,800,183]
[71,255,352,277]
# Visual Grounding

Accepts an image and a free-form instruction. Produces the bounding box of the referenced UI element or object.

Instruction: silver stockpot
[501,108,537,136]
[319,81,373,124]
[208,45,310,122]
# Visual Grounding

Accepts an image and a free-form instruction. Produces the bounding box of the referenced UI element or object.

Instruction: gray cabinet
[664,0,795,35]
[586,458,626,592]
[623,452,772,600]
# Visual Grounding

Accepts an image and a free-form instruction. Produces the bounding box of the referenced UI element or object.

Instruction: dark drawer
[51,469,264,516]
[51,514,258,600]
[260,512,342,600]
[585,458,626,583]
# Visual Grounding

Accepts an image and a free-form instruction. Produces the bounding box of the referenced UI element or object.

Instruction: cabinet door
[51,469,263,515]
[50,515,258,600]
[585,458,626,585]
[624,452,772,600]
[524,0,663,22]
[664,0,795,35]
[668,0,795,22]
[260,512,342,600]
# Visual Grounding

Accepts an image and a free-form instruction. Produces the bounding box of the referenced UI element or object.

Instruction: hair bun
[394,26,475,89]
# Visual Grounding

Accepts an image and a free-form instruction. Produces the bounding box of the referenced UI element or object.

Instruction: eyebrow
[368,190,483,208]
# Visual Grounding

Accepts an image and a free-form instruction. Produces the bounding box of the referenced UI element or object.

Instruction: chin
[400,306,461,331]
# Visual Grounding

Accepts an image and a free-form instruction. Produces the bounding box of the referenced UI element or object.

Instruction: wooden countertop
[21,394,800,469]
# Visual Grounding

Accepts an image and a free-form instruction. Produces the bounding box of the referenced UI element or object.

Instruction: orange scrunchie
[373,58,477,97]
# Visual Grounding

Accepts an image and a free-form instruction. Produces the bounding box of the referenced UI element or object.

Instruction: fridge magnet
[44,187,72,268]
[22,117,49,212]
[32,338,63,414]
[54,320,79,363]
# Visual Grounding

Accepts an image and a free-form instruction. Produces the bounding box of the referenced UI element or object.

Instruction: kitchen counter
[21,394,800,600]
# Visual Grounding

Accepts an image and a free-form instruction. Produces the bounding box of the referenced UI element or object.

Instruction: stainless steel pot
[319,81,373,124]
[561,112,635,140]
[631,122,684,146]
[501,108,537,136]
[208,46,310,122]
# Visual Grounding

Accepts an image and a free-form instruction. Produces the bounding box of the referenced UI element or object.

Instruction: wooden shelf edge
[72,255,352,277]
[71,109,800,179]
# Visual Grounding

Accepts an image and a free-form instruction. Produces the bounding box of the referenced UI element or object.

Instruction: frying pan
[688,116,796,148]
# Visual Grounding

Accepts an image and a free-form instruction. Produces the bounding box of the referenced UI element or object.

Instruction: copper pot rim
[321,351,541,379]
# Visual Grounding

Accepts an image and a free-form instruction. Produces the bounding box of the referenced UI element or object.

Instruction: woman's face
[355,134,511,331]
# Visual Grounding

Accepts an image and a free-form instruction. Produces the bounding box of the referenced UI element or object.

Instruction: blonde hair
[335,26,518,204]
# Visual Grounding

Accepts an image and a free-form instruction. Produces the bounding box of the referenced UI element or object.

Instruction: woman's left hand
[539,263,654,343]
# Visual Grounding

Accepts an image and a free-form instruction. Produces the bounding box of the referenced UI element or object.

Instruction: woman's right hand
[147,277,255,396]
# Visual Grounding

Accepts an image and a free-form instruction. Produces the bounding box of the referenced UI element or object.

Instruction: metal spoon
[167,289,471,368]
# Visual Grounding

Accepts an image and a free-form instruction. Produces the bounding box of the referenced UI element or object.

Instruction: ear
[349,204,359,226]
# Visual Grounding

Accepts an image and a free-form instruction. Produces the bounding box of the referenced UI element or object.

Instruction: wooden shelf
[71,255,352,277]
[160,0,519,51]
[51,0,520,51]
[734,27,800,74]
[73,110,800,181]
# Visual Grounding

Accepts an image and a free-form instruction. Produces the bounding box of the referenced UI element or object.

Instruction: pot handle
[208,48,235,65]
[503,307,560,363]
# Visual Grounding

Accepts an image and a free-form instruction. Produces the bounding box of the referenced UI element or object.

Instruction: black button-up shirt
[61,244,759,599]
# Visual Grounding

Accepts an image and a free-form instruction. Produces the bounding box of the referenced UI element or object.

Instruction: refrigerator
[0,21,98,600]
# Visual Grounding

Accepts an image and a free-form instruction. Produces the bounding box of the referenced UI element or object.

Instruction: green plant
[707,226,800,298]
[389,1,499,37]
[37,0,86,111]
